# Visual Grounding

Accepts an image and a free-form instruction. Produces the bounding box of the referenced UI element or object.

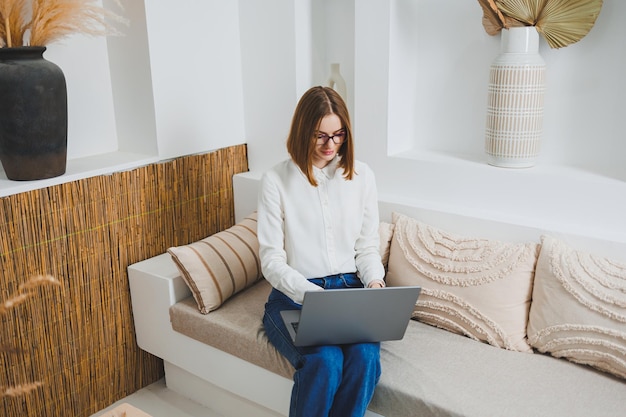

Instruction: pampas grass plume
[30,0,126,46]
[0,275,60,313]
[0,0,28,47]
[1,0,126,47]
[0,274,62,398]
[0,292,33,314]
[1,382,44,397]
[19,273,61,291]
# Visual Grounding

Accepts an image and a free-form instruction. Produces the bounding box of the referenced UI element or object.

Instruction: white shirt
[257,157,385,304]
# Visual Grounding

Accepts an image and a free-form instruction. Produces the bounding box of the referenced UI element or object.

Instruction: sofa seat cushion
[170,279,295,379]
[372,320,626,417]
[170,280,626,417]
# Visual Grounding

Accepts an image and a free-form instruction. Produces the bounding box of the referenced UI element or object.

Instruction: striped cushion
[168,213,262,314]
[527,235,626,380]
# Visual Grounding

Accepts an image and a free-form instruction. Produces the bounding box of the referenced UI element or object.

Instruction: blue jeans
[263,273,381,417]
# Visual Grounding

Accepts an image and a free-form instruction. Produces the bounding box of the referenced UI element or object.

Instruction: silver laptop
[280,286,421,347]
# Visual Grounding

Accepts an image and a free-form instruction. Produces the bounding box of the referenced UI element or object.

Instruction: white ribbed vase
[485,27,546,168]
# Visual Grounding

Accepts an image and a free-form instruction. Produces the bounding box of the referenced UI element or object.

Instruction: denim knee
[343,343,381,380]
[302,345,343,376]
[349,342,380,362]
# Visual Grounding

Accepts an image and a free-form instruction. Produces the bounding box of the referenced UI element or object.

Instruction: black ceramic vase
[0,46,68,181]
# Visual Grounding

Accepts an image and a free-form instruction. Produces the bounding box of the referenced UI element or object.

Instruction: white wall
[13,0,625,245]
[143,0,245,158]
[36,0,247,162]
[238,0,626,244]
[352,0,626,243]
[105,0,157,156]
[238,0,297,173]
[45,34,119,159]
[386,0,626,176]
[238,0,355,173]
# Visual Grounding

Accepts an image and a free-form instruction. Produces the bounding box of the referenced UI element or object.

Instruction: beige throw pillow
[527,235,626,380]
[379,221,395,270]
[168,213,262,314]
[386,212,539,352]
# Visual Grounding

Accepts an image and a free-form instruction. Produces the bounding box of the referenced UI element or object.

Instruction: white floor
[91,378,223,417]
[92,378,384,417]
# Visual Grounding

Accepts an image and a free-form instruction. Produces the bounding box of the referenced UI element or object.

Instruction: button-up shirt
[257,157,385,304]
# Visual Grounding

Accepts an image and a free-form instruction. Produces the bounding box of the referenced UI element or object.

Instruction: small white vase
[327,63,347,101]
[485,27,546,168]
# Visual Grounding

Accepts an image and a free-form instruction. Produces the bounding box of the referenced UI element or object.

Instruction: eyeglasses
[316,130,346,145]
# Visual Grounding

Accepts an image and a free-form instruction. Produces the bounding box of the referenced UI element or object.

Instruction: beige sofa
[127,172,626,417]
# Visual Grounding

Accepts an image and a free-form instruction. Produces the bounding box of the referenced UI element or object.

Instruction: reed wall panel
[0,144,248,416]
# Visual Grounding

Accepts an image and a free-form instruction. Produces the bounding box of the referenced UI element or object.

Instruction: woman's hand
[367,280,385,289]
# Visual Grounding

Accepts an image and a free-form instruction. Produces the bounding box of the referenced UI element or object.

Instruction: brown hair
[287,86,354,186]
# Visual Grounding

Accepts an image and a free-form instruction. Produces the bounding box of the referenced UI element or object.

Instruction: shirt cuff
[367,279,386,288]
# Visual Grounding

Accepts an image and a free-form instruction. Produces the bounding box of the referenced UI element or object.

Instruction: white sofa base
[164,361,285,417]
[127,171,626,417]
[128,253,290,416]
[128,252,384,417]
[164,361,384,417]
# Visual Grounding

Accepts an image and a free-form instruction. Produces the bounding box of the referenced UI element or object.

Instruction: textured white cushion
[168,213,262,314]
[379,221,395,270]
[527,235,626,380]
[385,212,539,352]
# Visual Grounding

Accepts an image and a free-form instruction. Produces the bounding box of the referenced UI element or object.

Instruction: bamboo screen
[0,144,248,417]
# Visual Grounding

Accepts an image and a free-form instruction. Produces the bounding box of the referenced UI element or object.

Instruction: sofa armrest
[128,253,190,353]
[128,252,294,416]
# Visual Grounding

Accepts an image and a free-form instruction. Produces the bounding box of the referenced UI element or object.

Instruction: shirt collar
[313,156,339,180]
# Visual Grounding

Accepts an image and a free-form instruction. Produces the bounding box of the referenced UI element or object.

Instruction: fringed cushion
[168,212,262,314]
[379,221,395,270]
[385,212,539,352]
[527,235,626,380]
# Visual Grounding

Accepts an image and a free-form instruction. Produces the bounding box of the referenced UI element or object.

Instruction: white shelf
[395,149,626,182]
[385,149,626,245]
[0,151,159,197]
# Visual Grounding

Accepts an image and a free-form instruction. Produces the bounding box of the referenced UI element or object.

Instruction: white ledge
[0,151,159,197]
[388,149,626,245]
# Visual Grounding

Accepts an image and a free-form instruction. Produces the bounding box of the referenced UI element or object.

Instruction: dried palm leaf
[493,0,603,48]
[502,16,527,30]
[478,0,507,35]
[0,0,28,47]
[536,0,603,48]
[478,0,528,35]
[496,0,547,26]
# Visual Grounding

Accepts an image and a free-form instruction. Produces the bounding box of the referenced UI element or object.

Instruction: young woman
[258,86,386,417]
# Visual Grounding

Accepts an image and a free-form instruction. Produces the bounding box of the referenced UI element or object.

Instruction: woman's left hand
[368,281,385,289]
